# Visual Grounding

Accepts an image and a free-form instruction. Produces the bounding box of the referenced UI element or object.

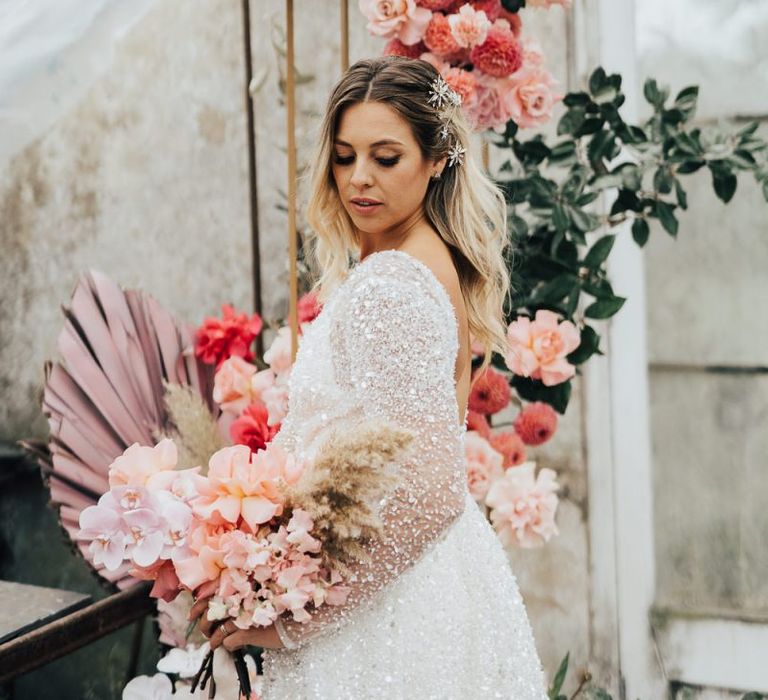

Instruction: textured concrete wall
[0,0,252,443]
[639,2,768,618]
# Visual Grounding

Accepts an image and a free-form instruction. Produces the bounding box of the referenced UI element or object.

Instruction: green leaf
[576,191,600,206]
[562,170,587,200]
[553,203,570,233]
[574,118,604,138]
[548,140,577,164]
[674,179,688,210]
[583,235,616,269]
[673,85,699,114]
[655,200,679,236]
[653,166,674,194]
[710,163,737,203]
[512,375,572,414]
[616,164,642,191]
[589,67,608,95]
[558,107,586,136]
[643,78,662,108]
[585,296,626,319]
[568,206,600,233]
[632,218,650,247]
[548,652,569,697]
[563,92,591,108]
[568,325,601,364]
[533,274,580,303]
[508,212,529,238]
[583,277,614,299]
[588,130,615,163]
[676,160,705,174]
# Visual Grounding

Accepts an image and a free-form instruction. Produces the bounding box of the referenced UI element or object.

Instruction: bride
[192,55,549,699]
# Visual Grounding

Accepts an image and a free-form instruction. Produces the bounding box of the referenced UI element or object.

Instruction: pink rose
[485,461,560,548]
[503,66,563,129]
[448,3,491,48]
[264,326,293,374]
[504,309,580,386]
[464,430,504,502]
[213,356,258,414]
[108,438,178,490]
[359,0,431,46]
[465,74,512,133]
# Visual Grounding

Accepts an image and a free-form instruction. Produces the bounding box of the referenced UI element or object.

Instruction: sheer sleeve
[273,258,468,650]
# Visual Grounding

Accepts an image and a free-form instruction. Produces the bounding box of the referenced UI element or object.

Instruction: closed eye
[333,155,401,168]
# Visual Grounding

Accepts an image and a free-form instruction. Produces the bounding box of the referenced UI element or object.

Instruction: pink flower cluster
[361,0,566,132]
[206,292,323,453]
[78,437,350,631]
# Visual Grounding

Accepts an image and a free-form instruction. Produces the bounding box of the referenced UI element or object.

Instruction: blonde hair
[304,55,511,377]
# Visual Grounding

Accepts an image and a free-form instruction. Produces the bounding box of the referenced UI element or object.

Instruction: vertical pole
[285,0,298,361]
[241,0,263,358]
[340,0,350,73]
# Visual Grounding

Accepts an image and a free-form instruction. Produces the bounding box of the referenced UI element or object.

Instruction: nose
[349,157,374,190]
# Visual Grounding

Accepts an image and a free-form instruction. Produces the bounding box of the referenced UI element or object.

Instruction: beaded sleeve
[274,258,467,650]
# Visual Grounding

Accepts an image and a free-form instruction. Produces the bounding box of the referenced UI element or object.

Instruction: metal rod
[241,0,263,358]
[285,0,298,361]
[340,0,349,73]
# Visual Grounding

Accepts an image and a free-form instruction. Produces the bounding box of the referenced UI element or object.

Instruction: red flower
[297,291,323,325]
[489,430,527,468]
[468,367,511,416]
[424,12,462,58]
[513,401,558,445]
[470,24,523,77]
[230,403,280,453]
[194,304,263,368]
[466,410,492,439]
[384,38,428,58]
[470,0,502,21]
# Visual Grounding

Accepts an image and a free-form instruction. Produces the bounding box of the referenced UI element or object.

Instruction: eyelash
[333,155,401,168]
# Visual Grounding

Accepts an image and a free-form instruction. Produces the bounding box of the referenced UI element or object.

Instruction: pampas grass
[153,380,226,472]
[284,420,415,575]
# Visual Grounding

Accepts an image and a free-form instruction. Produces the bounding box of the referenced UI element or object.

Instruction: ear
[432,155,447,178]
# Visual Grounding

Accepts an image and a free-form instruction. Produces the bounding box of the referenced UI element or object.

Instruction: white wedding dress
[260,249,548,700]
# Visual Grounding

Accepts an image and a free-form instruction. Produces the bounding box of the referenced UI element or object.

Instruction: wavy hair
[304,55,511,377]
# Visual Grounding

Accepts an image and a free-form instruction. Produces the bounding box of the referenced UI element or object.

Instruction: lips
[350,198,383,215]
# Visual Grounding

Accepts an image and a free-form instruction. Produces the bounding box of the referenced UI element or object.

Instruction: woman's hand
[188,595,285,651]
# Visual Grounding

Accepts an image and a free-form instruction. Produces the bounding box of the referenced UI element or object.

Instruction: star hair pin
[447,141,466,167]
[427,75,465,167]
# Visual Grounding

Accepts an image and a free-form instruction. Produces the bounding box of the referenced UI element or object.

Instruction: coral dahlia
[469,23,523,77]
[513,401,558,446]
[469,367,511,416]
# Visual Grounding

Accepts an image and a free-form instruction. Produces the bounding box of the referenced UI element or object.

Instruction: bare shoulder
[400,237,462,302]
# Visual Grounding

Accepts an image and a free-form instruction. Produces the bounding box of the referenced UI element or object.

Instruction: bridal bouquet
[79,424,412,697]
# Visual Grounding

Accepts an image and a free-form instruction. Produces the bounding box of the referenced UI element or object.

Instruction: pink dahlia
[424,12,463,58]
[513,401,558,446]
[448,3,491,48]
[466,409,492,439]
[468,367,511,416]
[485,461,560,548]
[469,23,523,77]
[384,37,428,57]
[470,0,502,22]
[489,430,527,468]
[443,66,479,108]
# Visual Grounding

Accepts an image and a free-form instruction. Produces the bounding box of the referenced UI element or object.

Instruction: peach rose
[108,438,178,490]
[213,356,258,414]
[485,461,560,548]
[464,430,504,502]
[504,309,580,386]
[503,66,563,130]
[358,0,431,46]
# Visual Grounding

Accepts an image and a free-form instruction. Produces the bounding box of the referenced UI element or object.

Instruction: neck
[357,208,426,260]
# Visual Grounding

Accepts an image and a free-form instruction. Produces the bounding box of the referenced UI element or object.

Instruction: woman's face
[331,101,441,236]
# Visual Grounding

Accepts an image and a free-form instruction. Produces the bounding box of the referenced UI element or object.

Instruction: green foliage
[490,66,768,414]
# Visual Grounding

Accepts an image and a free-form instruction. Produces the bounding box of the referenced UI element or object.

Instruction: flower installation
[359,0,567,132]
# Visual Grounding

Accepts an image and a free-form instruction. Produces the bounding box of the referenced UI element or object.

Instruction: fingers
[222,629,251,652]
[188,596,209,623]
[208,620,231,650]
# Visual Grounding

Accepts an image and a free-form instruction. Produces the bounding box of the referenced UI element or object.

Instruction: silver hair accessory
[427,75,465,167]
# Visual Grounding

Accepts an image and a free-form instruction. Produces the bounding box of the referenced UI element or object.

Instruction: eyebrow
[333,138,404,148]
